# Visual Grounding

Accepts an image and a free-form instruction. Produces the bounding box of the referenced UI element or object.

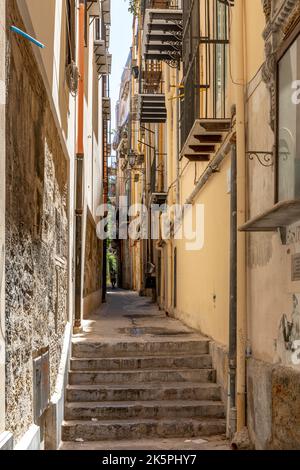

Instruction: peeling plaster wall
[247,358,300,449]
[245,0,300,449]
[5,0,68,442]
[83,211,102,317]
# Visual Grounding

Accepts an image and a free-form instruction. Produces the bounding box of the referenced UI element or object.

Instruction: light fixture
[128,150,137,168]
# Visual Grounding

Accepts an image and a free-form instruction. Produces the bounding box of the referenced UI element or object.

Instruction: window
[214,0,228,118]
[95,16,101,41]
[278,34,300,201]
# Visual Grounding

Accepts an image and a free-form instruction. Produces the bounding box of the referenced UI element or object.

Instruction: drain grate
[124,314,155,320]
[119,327,193,337]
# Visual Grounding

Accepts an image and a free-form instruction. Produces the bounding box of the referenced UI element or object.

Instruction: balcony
[138,62,166,124]
[180,0,231,160]
[86,0,111,24]
[102,0,111,25]
[141,61,163,93]
[102,97,111,121]
[94,37,112,75]
[86,0,100,16]
[180,119,232,162]
[138,95,167,124]
[142,0,183,68]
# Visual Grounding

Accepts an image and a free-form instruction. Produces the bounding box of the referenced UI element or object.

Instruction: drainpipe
[176,68,180,205]
[74,0,85,333]
[228,139,237,438]
[233,0,247,432]
[102,76,108,302]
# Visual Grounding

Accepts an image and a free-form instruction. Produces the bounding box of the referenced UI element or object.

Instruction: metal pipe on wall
[228,139,237,438]
[102,75,108,303]
[233,0,247,432]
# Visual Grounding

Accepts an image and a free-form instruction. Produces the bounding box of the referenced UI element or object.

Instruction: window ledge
[239,200,300,238]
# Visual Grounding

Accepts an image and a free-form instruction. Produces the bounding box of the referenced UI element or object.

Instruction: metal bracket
[278,227,287,245]
[246,151,274,167]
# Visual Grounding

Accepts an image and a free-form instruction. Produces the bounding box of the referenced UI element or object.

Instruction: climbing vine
[126,0,140,16]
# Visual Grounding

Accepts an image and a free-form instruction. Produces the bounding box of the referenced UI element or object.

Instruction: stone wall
[0,0,6,437]
[247,358,300,449]
[5,0,68,442]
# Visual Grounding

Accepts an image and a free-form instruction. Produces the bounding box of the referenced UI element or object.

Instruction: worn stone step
[65,400,225,421]
[62,418,226,441]
[70,354,212,371]
[69,368,216,385]
[66,382,222,402]
[72,340,209,358]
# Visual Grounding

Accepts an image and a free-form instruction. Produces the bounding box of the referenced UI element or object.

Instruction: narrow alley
[0,0,300,456]
[60,289,229,450]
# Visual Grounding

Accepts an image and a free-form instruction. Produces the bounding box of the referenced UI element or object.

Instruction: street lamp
[128,150,137,168]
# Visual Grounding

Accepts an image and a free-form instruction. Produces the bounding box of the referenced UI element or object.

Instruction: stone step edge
[66,382,221,390]
[62,417,226,426]
[69,368,216,374]
[70,354,212,363]
[65,399,224,408]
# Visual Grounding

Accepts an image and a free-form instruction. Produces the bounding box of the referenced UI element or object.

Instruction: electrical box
[33,350,50,423]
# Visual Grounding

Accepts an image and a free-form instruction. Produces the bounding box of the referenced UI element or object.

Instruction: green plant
[126,0,139,15]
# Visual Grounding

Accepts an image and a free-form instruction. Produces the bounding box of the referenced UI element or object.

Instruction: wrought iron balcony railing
[147,0,180,9]
[180,0,232,161]
[142,0,183,68]
[141,62,163,94]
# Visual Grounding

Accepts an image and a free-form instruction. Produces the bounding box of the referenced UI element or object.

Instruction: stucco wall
[174,156,231,347]
[246,39,300,368]
[5,0,68,442]
[83,210,102,317]
[245,0,300,448]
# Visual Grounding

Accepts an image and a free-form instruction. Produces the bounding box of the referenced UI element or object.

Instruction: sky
[110,0,133,150]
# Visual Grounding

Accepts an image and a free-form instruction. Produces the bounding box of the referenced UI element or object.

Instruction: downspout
[74,0,85,333]
[228,139,237,438]
[176,68,180,205]
[233,0,247,432]
[102,76,108,302]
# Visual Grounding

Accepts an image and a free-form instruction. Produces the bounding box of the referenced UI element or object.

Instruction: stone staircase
[61,339,226,443]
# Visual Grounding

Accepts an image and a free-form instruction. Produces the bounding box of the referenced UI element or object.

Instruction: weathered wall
[247,358,300,449]
[0,0,6,437]
[120,240,132,290]
[5,0,68,442]
[83,210,102,317]
[245,0,300,449]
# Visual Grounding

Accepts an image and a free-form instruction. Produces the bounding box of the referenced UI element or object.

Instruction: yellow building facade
[116,0,300,449]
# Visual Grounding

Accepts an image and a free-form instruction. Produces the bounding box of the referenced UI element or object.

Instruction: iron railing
[141,0,181,20]
[180,0,231,149]
[140,61,163,94]
[147,0,180,9]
